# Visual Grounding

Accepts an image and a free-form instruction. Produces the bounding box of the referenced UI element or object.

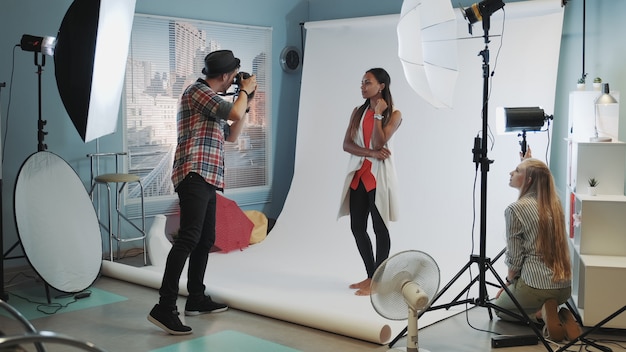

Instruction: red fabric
[350,110,376,191]
[214,193,253,253]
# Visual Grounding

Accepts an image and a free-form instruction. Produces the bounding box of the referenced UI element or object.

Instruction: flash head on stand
[461,0,505,33]
[497,106,553,156]
[462,0,505,24]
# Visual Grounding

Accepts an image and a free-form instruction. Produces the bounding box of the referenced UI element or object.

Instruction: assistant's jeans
[493,277,571,322]
[159,172,217,307]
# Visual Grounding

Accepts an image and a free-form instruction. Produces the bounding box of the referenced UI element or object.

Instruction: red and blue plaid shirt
[171,79,233,190]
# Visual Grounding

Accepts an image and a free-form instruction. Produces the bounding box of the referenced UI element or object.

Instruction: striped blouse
[504,194,570,290]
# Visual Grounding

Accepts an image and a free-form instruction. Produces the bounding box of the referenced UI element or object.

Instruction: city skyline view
[122,15,272,210]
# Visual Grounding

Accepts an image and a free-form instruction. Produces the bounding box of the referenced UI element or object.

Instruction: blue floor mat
[2,286,127,320]
[150,330,301,352]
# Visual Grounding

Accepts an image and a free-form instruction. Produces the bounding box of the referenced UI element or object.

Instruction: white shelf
[566,97,626,329]
[576,255,626,328]
[572,193,626,256]
[566,141,626,195]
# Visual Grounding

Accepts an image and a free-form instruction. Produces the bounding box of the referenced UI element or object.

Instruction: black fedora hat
[202,50,241,75]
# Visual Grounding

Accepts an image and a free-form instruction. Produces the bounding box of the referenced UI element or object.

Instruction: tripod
[389,13,554,351]
[1,52,50,303]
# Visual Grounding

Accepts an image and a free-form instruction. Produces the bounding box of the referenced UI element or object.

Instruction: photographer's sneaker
[148,304,192,335]
[185,295,228,316]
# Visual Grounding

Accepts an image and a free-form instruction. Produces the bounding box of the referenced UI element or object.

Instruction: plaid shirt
[171,79,233,190]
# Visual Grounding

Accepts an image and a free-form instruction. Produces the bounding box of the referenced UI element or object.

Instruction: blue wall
[1,0,625,267]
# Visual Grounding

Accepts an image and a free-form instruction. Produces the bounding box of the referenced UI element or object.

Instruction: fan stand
[388,307,429,352]
[389,14,554,351]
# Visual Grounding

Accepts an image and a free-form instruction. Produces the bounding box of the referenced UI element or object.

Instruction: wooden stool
[87,152,146,264]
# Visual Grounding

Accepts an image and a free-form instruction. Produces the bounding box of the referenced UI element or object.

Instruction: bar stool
[87,152,146,265]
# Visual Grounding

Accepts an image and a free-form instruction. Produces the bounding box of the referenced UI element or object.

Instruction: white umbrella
[397,0,458,109]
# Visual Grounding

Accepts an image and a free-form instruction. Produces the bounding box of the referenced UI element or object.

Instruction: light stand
[2,37,53,303]
[0,81,6,301]
[35,52,49,152]
[388,3,553,350]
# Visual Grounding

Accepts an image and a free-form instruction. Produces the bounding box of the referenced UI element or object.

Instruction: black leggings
[349,181,390,278]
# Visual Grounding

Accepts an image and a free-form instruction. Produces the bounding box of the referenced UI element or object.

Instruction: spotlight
[462,0,506,25]
[20,34,56,56]
[496,106,552,155]
[501,107,550,132]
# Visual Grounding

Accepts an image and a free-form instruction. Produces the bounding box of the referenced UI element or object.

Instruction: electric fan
[371,250,440,352]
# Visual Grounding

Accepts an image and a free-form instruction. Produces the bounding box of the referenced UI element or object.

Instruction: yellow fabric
[244,210,268,244]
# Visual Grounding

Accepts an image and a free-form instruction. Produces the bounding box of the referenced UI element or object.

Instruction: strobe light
[498,106,553,155]
[462,0,505,24]
[502,107,550,133]
[20,34,56,56]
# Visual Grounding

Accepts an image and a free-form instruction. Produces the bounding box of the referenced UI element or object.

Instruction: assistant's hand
[519,146,532,161]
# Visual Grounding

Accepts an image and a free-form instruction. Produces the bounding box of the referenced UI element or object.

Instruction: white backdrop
[103,0,564,346]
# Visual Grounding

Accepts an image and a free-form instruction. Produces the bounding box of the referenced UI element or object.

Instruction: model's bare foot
[355,286,372,296]
[349,278,371,290]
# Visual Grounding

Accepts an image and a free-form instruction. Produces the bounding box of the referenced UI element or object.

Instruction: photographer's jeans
[159,172,217,307]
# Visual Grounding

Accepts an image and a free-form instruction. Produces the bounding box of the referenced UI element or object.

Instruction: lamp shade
[596,83,618,105]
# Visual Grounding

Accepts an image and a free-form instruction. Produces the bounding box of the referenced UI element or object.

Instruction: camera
[233,71,254,99]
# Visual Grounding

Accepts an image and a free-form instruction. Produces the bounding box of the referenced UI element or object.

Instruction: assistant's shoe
[558,307,582,341]
[184,295,228,316]
[148,304,192,335]
[541,299,565,342]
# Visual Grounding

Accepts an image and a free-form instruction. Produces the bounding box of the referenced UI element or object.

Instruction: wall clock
[280,46,302,73]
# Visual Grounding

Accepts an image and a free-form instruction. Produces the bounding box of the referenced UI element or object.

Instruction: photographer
[148,49,256,335]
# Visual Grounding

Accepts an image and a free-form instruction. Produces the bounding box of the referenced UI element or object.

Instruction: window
[123,14,272,217]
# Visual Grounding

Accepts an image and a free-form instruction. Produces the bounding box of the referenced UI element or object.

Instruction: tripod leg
[390,249,507,347]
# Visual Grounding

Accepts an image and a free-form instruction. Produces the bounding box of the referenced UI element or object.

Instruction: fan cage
[370,250,440,320]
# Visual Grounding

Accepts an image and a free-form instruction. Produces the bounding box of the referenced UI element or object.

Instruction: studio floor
[1,259,625,352]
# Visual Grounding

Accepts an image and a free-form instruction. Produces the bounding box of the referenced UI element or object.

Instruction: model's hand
[372,147,391,160]
[373,98,387,115]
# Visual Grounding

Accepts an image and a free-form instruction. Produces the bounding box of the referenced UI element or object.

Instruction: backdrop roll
[103,0,564,345]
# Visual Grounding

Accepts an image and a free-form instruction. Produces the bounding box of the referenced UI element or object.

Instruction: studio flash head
[462,0,505,25]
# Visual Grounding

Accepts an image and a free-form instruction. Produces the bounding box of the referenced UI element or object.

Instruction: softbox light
[496,106,552,155]
[496,106,550,134]
[54,0,136,143]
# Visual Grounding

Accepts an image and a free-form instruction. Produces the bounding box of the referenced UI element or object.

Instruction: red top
[350,109,376,191]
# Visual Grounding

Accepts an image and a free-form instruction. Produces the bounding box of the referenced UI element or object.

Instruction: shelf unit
[566,140,626,328]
